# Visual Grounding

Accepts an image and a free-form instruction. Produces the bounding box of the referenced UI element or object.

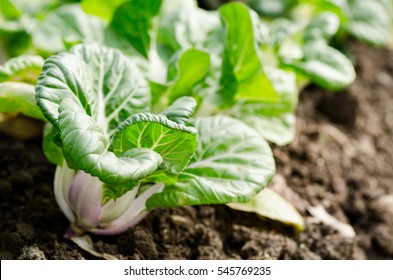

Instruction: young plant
[247,0,393,47]
[36,44,276,238]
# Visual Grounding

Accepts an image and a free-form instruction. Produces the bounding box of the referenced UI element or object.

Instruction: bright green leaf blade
[0,0,20,19]
[81,0,125,22]
[7,0,60,18]
[58,98,162,187]
[111,112,197,174]
[233,69,298,145]
[161,96,196,125]
[0,82,45,120]
[36,44,151,136]
[146,116,275,208]
[0,55,44,84]
[282,41,356,91]
[149,80,168,108]
[168,49,210,103]
[219,2,277,103]
[228,188,304,231]
[32,4,106,53]
[109,0,163,58]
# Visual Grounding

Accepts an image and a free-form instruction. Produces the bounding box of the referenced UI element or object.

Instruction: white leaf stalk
[54,163,164,237]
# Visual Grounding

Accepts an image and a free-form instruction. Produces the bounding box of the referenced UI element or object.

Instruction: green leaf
[304,12,340,41]
[36,44,151,135]
[58,97,162,186]
[268,18,306,45]
[248,0,298,17]
[311,0,349,23]
[36,44,160,198]
[0,82,44,120]
[149,80,168,108]
[157,4,221,61]
[282,41,355,91]
[228,188,304,231]
[299,0,392,46]
[146,116,275,208]
[0,0,60,34]
[0,0,21,19]
[109,0,163,58]
[111,112,197,175]
[42,123,64,166]
[233,68,298,145]
[346,0,392,46]
[0,55,44,84]
[81,0,125,22]
[161,96,196,125]
[32,4,106,53]
[6,0,60,18]
[168,49,210,103]
[219,2,278,103]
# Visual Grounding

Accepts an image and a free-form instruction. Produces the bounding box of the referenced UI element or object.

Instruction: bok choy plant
[247,0,393,47]
[35,43,276,237]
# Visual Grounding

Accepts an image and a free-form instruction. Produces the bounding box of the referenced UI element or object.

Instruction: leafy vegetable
[345,0,392,46]
[249,0,393,46]
[262,11,355,91]
[34,43,274,237]
[4,0,388,248]
[282,41,356,91]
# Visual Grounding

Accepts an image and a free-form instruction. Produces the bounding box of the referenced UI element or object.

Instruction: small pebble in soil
[369,194,393,224]
[17,245,46,260]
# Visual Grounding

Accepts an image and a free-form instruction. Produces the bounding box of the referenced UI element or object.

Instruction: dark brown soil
[1,41,393,260]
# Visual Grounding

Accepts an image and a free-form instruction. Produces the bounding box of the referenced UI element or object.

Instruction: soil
[1,41,393,260]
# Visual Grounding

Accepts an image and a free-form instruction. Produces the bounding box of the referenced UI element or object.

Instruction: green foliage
[248,0,393,46]
[32,4,106,54]
[2,0,389,235]
[109,0,163,58]
[81,0,125,22]
[146,116,275,208]
[0,55,45,119]
[219,3,277,103]
[0,82,44,119]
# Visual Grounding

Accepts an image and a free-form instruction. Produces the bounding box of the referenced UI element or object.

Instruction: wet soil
[1,41,393,260]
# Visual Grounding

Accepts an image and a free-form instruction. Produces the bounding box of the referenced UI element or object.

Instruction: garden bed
[1,40,392,260]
